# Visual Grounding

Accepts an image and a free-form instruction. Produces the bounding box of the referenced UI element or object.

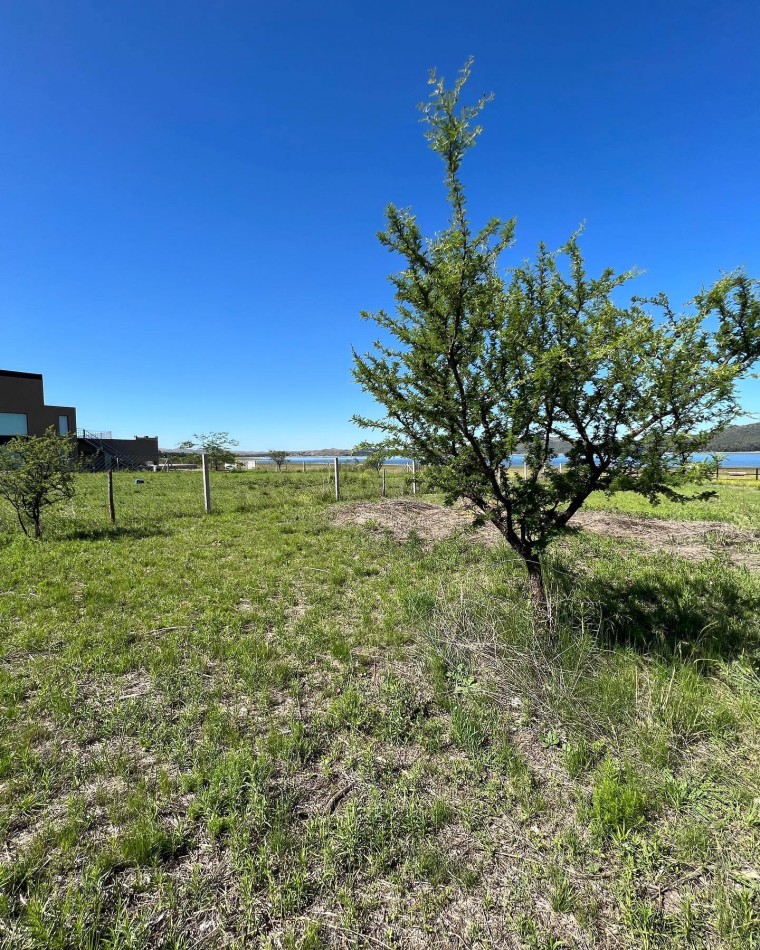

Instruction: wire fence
[2,454,760,542]
[0,463,431,540]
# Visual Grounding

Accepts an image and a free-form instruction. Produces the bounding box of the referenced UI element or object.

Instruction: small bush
[116,812,183,867]
[0,428,76,539]
[420,580,616,739]
[590,759,649,838]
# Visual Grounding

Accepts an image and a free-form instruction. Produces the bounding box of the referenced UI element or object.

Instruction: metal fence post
[412,458,417,495]
[334,456,340,501]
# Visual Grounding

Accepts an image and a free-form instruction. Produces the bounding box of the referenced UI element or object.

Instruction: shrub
[0,428,75,539]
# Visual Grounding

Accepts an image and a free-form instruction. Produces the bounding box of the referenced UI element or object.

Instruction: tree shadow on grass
[63,523,171,542]
[547,548,760,664]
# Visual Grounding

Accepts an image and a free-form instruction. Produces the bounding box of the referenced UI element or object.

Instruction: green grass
[0,470,758,947]
[583,479,760,526]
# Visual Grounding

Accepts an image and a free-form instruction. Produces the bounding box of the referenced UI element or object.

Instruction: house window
[0,413,28,436]
[58,415,69,435]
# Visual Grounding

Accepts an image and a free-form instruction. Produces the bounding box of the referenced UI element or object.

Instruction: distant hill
[174,443,575,458]
[169,429,759,459]
[234,443,574,458]
[707,422,760,452]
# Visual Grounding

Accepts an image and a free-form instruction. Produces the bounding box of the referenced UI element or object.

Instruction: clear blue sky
[2,1,759,449]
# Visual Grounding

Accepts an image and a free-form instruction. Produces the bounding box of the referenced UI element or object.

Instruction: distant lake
[273,452,760,470]
[507,453,760,470]
[692,452,760,470]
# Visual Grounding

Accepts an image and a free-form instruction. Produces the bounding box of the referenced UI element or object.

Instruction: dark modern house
[0,369,76,441]
[77,432,160,470]
[0,369,159,469]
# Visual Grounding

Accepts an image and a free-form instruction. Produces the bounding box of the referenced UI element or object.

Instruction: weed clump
[590,759,650,838]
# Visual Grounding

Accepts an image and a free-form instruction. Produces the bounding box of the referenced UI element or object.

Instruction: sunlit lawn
[0,471,757,948]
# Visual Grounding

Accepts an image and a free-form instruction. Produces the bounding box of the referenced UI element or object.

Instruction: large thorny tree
[352,62,760,621]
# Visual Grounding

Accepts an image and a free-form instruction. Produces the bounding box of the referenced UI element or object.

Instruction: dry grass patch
[333,498,760,569]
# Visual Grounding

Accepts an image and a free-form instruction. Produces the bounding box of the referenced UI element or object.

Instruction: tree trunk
[524,555,551,632]
[493,520,553,637]
[16,509,29,538]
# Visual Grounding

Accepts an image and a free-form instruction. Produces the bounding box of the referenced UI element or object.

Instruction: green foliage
[114,809,184,868]
[189,748,272,837]
[352,440,388,473]
[179,431,239,470]
[322,786,451,876]
[590,759,650,838]
[450,701,491,754]
[269,450,289,471]
[162,449,200,464]
[352,61,760,609]
[565,736,604,778]
[708,421,760,451]
[0,427,75,539]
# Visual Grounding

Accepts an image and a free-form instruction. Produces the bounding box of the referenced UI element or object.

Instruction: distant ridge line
[163,424,760,457]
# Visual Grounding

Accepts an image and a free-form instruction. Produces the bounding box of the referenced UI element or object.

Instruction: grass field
[0,470,758,948]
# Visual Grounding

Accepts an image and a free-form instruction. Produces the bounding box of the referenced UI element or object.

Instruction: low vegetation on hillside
[0,470,757,948]
[708,422,760,452]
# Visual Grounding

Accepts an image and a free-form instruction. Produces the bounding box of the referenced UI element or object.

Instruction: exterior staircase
[77,430,145,472]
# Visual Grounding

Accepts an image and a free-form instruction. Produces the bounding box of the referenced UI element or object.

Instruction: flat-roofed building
[0,369,159,469]
[77,433,160,469]
[0,369,76,442]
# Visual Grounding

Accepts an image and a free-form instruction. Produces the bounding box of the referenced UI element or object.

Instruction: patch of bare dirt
[331,499,760,569]
[332,499,498,546]
[574,509,760,568]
